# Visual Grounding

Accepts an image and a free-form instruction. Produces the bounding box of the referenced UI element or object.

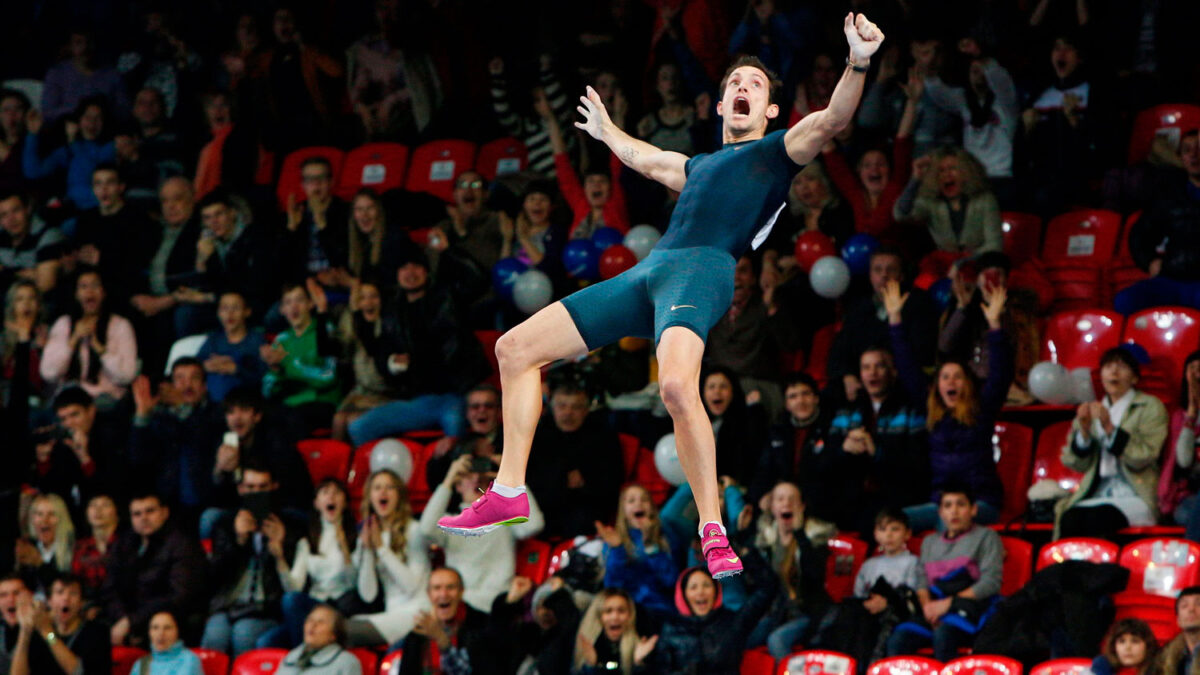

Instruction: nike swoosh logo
[725,556,740,563]
[671,304,697,311]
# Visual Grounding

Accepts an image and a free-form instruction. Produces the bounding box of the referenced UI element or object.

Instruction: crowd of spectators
[2,0,1200,673]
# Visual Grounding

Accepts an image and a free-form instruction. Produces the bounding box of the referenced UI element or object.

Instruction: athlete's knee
[659,373,699,415]
[495,330,534,373]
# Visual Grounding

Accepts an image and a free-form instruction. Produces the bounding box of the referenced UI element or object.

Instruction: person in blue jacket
[596,484,678,623]
[23,97,115,211]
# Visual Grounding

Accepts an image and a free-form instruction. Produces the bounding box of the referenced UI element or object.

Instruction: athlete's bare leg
[494,302,589,488]
[655,326,722,528]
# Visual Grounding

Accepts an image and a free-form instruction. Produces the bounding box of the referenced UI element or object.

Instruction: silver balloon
[623,225,662,261]
[653,433,687,486]
[369,439,413,482]
[1068,367,1095,404]
[512,269,553,315]
[810,256,851,299]
[1028,361,1071,405]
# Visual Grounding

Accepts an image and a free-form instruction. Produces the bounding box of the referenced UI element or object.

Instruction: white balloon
[1028,361,1071,405]
[653,433,687,486]
[369,439,413,482]
[810,256,851,299]
[1068,367,1095,404]
[623,225,662,261]
[512,269,553,314]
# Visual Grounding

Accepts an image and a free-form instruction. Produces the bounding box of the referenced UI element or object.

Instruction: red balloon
[793,231,836,273]
[599,245,637,279]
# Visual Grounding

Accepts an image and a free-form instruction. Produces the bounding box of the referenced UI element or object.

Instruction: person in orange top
[545,101,629,239]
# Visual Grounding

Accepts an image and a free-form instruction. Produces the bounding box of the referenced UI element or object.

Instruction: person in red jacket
[546,108,629,239]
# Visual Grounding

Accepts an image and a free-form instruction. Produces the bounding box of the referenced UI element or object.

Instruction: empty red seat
[826,536,869,602]
[1000,537,1034,596]
[1029,659,1091,675]
[869,657,943,675]
[1032,421,1082,493]
[1120,537,1200,596]
[1127,104,1200,164]
[232,648,288,675]
[193,647,231,675]
[350,647,380,674]
[742,646,776,675]
[941,656,1023,675]
[1122,307,1200,405]
[516,538,552,585]
[112,646,149,675]
[1040,210,1122,313]
[1000,212,1043,267]
[1113,593,1181,644]
[275,146,345,210]
[993,423,1035,524]
[1040,310,1124,371]
[380,648,404,674]
[336,142,410,199]
[405,139,477,202]
[779,649,857,675]
[296,439,353,487]
[476,137,528,180]
[1036,537,1120,571]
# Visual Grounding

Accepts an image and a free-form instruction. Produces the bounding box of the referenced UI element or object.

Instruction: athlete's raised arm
[576,86,689,193]
[784,13,884,165]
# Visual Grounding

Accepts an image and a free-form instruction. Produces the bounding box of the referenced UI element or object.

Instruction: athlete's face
[717,66,778,138]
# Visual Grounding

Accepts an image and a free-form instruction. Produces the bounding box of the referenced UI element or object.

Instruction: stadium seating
[336,142,410,199]
[380,648,404,674]
[779,649,857,675]
[516,538,552,585]
[1000,212,1043,267]
[941,655,1023,675]
[1039,310,1124,371]
[275,146,345,210]
[993,423,1035,524]
[474,329,503,387]
[405,139,477,202]
[742,646,776,675]
[232,648,288,675]
[350,647,380,674]
[1036,537,1120,571]
[868,656,943,675]
[826,536,869,602]
[1032,421,1082,493]
[1126,103,1200,164]
[112,646,148,675]
[296,438,353,486]
[349,438,426,514]
[193,647,231,675]
[1029,659,1091,675]
[1122,307,1200,404]
[1000,537,1034,596]
[1120,538,1200,596]
[805,323,840,389]
[476,137,529,180]
[1040,210,1122,312]
[163,333,209,376]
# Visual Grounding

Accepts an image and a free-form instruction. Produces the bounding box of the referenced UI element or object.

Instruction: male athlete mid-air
[440,14,884,579]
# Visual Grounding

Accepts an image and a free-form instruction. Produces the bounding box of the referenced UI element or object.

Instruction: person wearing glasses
[425,384,504,487]
[280,157,350,289]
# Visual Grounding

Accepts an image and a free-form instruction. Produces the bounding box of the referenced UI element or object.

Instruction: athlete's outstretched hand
[575,86,612,141]
[844,13,884,64]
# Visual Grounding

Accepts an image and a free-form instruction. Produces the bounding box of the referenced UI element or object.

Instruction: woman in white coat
[347,469,429,647]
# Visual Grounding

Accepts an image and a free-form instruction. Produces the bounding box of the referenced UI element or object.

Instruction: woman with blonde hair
[572,588,658,675]
[595,484,677,620]
[347,469,428,647]
[2,279,47,406]
[15,493,75,596]
[761,162,855,259]
[893,145,1002,255]
[883,279,1012,532]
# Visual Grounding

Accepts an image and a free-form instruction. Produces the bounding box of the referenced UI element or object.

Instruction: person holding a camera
[200,460,303,658]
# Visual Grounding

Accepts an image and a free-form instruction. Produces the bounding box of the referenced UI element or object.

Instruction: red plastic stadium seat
[1000,537,1034,596]
[993,423,1035,524]
[619,433,672,505]
[475,137,528,180]
[350,647,379,674]
[275,146,345,210]
[516,538,552,585]
[743,646,776,675]
[1040,210,1122,313]
[778,649,857,675]
[336,142,409,199]
[1120,537,1200,596]
[112,646,149,675]
[547,539,577,578]
[1029,659,1091,675]
[1036,538,1120,571]
[1000,212,1043,267]
[1122,307,1200,405]
[192,647,231,675]
[296,439,352,487]
[941,656,1023,675]
[1113,592,1181,644]
[1039,310,1124,371]
[826,536,868,602]
[232,648,288,675]
[380,648,404,675]
[869,656,943,675]
[405,139,477,202]
[474,329,502,388]
[1127,104,1200,165]
[1032,421,1082,493]
[1107,212,1149,301]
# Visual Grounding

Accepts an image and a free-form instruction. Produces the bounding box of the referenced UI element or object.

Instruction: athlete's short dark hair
[719,56,783,105]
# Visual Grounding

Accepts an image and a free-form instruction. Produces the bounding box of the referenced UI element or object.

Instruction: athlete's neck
[722,126,766,145]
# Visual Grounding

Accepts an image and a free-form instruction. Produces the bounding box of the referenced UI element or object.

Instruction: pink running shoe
[700,522,743,579]
[437,486,529,536]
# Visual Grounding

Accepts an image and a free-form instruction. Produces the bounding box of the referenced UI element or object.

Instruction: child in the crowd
[886,486,1004,661]
[746,481,835,659]
[815,508,922,673]
[260,282,339,435]
[596,484,678,622]
[195,290,266,403]
[1091,618,1158,675]
[571,588,658,675]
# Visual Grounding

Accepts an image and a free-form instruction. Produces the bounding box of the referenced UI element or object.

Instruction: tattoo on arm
[618,146,639,164]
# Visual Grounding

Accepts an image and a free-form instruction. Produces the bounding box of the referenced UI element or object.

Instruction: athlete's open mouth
[733,96,750,115]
